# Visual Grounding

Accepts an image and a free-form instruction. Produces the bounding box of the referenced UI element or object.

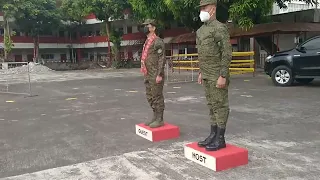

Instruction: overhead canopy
[169,22,320,44]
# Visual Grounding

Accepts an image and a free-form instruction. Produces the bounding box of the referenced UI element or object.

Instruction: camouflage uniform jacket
[144,37,166,80]
[196,19,232,80]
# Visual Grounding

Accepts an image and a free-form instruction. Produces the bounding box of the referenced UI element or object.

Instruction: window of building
[80,31,87,37]
[187,47,197,54]
[27,54,33,62]
[165,24,171,30]
[60,54,67,61]
[118,27,124,34]
[137,25,144,33]
[0,28,4,36]
[127,26,132,34]
[82,52,89,58]
[127,51,133,58]
[165,50,172,56]
[59,31,65,37]
[177,22,185,27]
[39,30,53,36]
[69,32,77,39]
[96,30,101,36]
[178,49,185,54]
[41,54,54,59]
[120,52,125,59]
[14,55,23,62]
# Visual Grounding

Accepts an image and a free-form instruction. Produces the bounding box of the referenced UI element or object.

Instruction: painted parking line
[5,100,15,103]
[173,87,181,89]
[167,92,176,94]
[126,91,138,93]
[240,95,253,98]
[65,98,77,101]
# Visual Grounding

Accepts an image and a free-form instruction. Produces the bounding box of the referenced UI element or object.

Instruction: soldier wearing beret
[196,0,232,151]
[140,19,166,128]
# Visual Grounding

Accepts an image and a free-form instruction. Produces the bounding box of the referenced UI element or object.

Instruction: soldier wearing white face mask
[196,0,232,151]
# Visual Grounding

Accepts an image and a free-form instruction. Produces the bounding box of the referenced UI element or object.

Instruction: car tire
[295,78,314,84]
[271,65,294,87]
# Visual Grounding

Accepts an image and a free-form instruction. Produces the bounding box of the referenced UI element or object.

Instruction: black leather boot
[205,127,226,151]
[198,125,217,147]
[149,110,164,128]
[145,109,156,126]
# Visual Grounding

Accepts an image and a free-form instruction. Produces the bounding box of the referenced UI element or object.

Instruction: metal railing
[165,51,255,83]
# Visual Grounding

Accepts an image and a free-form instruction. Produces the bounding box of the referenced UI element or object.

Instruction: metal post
[166,58,169,82]
[6,80,8,92]
[191,56,194,82]
[27,62,32,96]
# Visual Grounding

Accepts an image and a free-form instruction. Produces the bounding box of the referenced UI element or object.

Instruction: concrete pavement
[0,70,319,180]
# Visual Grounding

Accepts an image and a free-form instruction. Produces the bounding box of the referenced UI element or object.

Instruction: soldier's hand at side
[156,75,162,83]
[198,73,202,85]
[216,76,226,88]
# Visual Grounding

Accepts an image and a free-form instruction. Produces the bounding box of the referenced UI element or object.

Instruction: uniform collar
[204,19,217,25]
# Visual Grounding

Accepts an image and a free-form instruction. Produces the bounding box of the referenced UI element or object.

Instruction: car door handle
[293,55,300,57]
[317,52,320,54]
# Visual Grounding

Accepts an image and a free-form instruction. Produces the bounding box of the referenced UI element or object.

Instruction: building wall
[8,48,70,62]
[272,0,319,15]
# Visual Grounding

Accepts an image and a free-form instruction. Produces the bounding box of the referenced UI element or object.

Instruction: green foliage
[59,0,87,23]
[66,0,130,21]
[129,0,319,30]
[12,0,61,38]
[1,0,18,60]
[61,0,130,62]
[4,31,15,56]
[1,0,17,19]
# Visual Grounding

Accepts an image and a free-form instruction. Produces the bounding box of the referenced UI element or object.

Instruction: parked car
[264,35,320,86]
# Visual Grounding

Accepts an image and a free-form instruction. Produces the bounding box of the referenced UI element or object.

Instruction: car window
[301,37,320,50]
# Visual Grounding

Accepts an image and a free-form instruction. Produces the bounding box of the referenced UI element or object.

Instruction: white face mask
[199,8,213,22]
[199,11,210,22]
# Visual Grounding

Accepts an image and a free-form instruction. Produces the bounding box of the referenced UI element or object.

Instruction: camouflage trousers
[203,79,230,128]
[144,79,165,112]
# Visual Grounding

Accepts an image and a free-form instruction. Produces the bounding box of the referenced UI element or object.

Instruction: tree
[60,0,130,63]
[0,0,17,62]
[13,0,61,62]
[59,0,86,63]
[129,0,318,30]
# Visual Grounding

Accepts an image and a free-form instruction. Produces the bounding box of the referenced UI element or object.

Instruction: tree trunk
[70,32,74,63]
[33,36,39,63]
[105,20,112,64]
[3,17,10,62]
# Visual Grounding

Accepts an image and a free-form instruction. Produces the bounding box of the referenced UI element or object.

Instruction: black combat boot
[198,125,217,147]
[149,110,164,128]
[205,127,226,151]
[145,109,156,126]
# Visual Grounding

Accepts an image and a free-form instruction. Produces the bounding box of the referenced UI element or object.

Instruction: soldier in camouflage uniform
[196,0,232,151]
[140,19,166,128]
